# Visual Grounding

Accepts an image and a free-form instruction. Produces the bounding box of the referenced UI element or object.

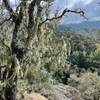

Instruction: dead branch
[39,8,88,27]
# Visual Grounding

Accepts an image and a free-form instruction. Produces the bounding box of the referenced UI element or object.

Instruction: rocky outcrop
[41,84,83,100]
[24,92,48,100]
[53,84,83,100]
[17,72,100,100]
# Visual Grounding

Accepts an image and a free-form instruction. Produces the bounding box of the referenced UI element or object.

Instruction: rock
[41,84,83,100]
[53,84,83,100]
[24,92,48,100]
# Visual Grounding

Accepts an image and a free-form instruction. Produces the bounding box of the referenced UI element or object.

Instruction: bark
[26,0,42,48]
[4,77,17,100]
[2,1,24,100]
[1,56,17,100]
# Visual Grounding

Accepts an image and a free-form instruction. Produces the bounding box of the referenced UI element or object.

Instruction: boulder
[24,92,48,100]
[41,84,83,100]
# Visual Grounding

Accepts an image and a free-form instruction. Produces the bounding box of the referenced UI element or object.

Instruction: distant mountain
[59,20,100,31]
[56,20,100,39]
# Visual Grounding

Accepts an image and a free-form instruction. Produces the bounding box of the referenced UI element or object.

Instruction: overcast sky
[1,0,100,24]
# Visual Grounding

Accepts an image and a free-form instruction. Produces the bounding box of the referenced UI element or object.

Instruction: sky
[52,0,100,24]
[1,0,100,24]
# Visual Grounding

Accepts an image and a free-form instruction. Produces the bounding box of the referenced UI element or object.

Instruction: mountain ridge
[60,20,100,30]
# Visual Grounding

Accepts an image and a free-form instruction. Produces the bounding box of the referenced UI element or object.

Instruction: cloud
[89,16,100,21]
[67,0,93,8]
[61,16,100,25]
[84,0,93,5]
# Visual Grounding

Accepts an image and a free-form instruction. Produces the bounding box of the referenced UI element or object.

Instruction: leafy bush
[69,51,88,68]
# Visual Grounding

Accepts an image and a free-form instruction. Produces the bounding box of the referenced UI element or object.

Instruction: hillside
[57,20,100,39]
[59,20,100,30]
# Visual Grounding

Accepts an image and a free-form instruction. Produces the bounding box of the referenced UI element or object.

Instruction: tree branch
[28,0,42,28]
[39,8,88,26]
[28,0,37,28]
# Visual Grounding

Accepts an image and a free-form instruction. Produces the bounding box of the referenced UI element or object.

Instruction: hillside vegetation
[0,24,100,100]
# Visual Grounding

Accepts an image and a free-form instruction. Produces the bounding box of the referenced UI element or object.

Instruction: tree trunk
[4,81,17,100]
[4,21,23,100]
[2,1,41,100]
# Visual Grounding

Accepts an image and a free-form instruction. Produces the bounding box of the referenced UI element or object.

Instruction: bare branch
[39,8,88,26]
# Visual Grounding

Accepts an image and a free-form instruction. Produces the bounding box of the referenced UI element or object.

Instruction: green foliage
[68,73,100,100]
[21,25,73,85]
[93,50,100,61]
[25,65,55,84]
[69,51,89,68]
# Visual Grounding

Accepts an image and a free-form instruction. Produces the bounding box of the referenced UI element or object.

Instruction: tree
[0,0,86,100]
